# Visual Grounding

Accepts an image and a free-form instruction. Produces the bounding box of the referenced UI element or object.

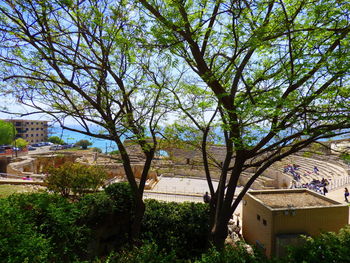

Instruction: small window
[263,219,267,226]
[257,214,260,221]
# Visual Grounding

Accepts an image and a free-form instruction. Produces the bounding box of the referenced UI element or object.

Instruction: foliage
[0,120,16,145]
[194,244,268,263]
[284,227,350,263]
[48,136,65,145]
[107,242,179,263]
[141,199,210,259]
[0,193,90,262]
[104,182,136,214]
[45,163,108,198]
[12,138,28,149]
[109,150,120,155]
[340,153,350,164]
[92,147,102,153]
[76,139,93,150]
[139,0,350,246]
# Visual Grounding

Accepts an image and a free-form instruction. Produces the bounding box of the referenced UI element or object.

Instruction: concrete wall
[243,190,349,258]
[242,193,274,256]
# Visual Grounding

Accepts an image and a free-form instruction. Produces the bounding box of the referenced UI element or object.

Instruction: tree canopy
[48,136,65,145]
[0,0,171,240]
[139,0,350,246]
[0,120,16,145]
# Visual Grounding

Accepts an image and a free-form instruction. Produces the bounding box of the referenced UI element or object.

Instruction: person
[323,186,328,195]
[314,166,319,174]
[345,188,349,202]
[203,191,211,203]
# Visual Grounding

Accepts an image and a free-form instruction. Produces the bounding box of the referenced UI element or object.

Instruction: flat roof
[3,119,49,122]
[250,189,338,209]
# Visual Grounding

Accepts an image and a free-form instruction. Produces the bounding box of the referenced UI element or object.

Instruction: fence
[328,175,350,191]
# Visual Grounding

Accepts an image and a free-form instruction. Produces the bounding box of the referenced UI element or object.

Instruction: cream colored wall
[272,206,349,251]
[243,192,349,258]
[242,194,274,256]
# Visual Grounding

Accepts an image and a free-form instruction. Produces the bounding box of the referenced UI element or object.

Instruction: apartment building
[4,119,49,143]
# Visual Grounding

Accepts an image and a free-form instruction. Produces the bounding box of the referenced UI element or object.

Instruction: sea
[50,125,349,154]
[49,125,118,153]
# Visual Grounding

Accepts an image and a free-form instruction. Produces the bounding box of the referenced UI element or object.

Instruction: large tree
[139,0,350,247]
[0,120,16,145]
[0,0,171,239]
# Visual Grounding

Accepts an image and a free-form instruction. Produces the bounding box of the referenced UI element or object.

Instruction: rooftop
[251,190,337,209]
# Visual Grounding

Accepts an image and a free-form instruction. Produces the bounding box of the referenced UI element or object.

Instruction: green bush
[107,242,179,263]
[48,135,65,145]
[92,147,103,153]
[194,244,268,263]
[45,162,108,198]
[76,139,93,149]
[104,182,136,214]
[283,227,350,263]
[141,199,210,259]
[0,193,90,262]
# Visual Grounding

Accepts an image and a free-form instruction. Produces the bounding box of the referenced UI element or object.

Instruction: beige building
[5,119,49,144]
[242,189,349,257]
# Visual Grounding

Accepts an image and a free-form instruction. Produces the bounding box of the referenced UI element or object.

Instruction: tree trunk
[130,196,145,243]
[210,217,229,249]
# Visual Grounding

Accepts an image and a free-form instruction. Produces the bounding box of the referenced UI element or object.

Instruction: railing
[328,175,350,191]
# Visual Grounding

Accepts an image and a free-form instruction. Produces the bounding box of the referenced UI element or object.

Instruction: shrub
[283,227,350,263]
[0,193,90,262]
[45,162,108,198]
[102,242,179,263]
[48,135,65,145]
[76,139,93,149]
[92,147,102,153]
[109,150,120,155]
[141,199,210,259]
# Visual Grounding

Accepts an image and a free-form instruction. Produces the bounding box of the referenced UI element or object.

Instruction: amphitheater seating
[277,155,348,186]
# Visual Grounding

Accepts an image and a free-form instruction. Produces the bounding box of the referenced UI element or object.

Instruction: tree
[48,136,65,145]
[139,0,350,247]
[45,162,108,198]
[0,120,16,145]
[12,138,29,149]
[0,0,170,240]
[75,139,92,150]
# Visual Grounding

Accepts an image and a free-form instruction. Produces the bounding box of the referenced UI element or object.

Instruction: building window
[26,134,28,137]
[263,219,267,226]
[31,134,33,137]
[257,214,260,221]
[31,122,33,124]
[31,128,34,130]
[36,128,39,130]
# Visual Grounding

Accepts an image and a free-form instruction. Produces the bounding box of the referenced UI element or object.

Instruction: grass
[0,184,40,198]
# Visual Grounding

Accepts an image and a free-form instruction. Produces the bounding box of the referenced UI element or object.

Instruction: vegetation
[48,136,65,145]
[0,0,349,249]
[0,185,39,198]
[12,138,29,149]
[0,120,16,145]
[92,147,103,153]
[75,139,93,150]
[0,0,170,240]
[45,163,109,198]
[140,0,350,246]
[141,200,210,259]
